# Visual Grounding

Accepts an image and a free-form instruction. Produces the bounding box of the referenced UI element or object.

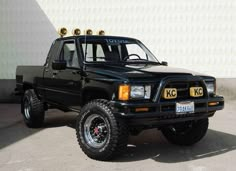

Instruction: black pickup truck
[16,35,224,160]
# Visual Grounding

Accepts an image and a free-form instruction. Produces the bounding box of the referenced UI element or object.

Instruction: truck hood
[85,64,206,81]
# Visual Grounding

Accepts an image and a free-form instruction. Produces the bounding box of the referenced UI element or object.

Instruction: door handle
[67,81,74,86]
[52,71,58,78]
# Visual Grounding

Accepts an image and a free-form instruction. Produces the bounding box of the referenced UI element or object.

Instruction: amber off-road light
[72,28,81,36]
[58,27,67,37]
[118,85,130,101]
[85,29,93,35]
[98,30,105,35]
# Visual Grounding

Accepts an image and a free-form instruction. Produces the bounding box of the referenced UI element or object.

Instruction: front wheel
[161,118,209,146]
[76,99,128,161]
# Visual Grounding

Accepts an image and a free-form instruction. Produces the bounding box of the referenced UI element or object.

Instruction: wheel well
[23,83,33,92]
[82,89,110,105]
[21,83,47,111]
[22,83,39,98]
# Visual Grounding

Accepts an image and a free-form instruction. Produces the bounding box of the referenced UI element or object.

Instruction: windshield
[79,37,159,64]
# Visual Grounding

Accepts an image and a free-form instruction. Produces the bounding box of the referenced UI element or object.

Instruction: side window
[82,43,105,62]
[45,40,60,67]
[82,44,93,61]
[96,44,105,61]
[61,41,79,68]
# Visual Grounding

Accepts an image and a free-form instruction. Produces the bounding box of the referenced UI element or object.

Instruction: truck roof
[56,35,138,41]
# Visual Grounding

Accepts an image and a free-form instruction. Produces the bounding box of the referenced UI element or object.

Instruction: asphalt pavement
[0,100,235,171]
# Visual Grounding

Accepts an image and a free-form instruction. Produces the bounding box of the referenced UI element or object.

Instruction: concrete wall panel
[0,0,235,102]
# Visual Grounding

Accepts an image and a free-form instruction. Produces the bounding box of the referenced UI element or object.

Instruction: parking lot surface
[0,101,235,171]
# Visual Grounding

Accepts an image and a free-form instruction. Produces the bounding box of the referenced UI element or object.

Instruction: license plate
[176,101,194,114]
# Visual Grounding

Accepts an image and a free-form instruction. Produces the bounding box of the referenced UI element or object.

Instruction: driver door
[44,39,82,110]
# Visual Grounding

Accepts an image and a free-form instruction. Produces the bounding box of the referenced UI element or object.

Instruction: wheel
[76,99,128,161]
[161,118,209,146]
[22,89,45,128]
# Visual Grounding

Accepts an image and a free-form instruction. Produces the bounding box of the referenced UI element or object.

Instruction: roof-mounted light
[58,27,67,37]
[72,28,81,36]
[98,30,105,35]
[85,29,93,35]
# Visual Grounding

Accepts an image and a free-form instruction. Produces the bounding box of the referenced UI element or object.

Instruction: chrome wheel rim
[84,114,110,148]
[24,98,31,120]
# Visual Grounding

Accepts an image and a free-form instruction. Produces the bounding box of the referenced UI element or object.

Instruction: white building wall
[0,0,235,80]
[36,0,235,78]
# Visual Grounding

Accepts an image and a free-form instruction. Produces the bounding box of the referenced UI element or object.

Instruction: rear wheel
[161,118,209,145]
[22,89,45,128]
[76,99,128,161]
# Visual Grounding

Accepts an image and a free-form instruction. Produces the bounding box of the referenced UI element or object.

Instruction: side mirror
[52,60,67,70]
[161,61,168,66]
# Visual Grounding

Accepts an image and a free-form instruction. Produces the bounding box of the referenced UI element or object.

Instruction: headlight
[118,85,151,100]
[130,85,151,99]
[205,81,216,94]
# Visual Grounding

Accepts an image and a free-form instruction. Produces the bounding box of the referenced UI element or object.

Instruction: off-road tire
[22,89,45,128]
[76,99,128,161]
[161,118,209,146]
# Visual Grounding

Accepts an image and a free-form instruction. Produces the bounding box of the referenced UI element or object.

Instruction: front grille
[161,81,205,101]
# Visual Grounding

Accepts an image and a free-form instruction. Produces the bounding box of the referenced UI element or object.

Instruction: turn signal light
[118,85,130,101]
[208,102,219,106]
[135,107,149,112]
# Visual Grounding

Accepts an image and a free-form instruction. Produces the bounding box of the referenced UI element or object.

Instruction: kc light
[205,81,216,94]
[72,28,81,36]
[130,85,151,99]
[58,27,67,37]
[98,30,105,35]
[85,29,93,35]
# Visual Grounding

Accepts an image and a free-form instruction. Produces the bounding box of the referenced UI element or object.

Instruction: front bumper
[110,95,224,126]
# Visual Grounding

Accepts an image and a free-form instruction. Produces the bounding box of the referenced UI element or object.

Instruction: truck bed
[16,66,45,93]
